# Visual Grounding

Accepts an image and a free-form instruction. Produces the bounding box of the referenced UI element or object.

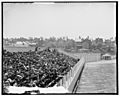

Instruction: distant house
[14,41,29,47]
[76,45,82,49]
[105,39,111,46]
[102,53,112,60]
[81,41,89,49]
[82,39,91,49]
[75,41,82,50]
[95,38,103,44]
[91,40,96,45]
[92,49,101,53]
[29,43,36,46]
[75,40,90,50]
[25,41,36,46]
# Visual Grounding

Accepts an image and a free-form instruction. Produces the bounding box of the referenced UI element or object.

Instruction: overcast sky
[3,2,116,40]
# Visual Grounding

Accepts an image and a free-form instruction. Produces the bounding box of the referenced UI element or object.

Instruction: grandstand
[3,47,85,94]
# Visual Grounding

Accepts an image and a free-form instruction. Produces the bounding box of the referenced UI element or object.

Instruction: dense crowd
[3,47,79,89]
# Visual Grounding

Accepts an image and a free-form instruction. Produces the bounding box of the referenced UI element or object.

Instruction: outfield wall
[58,49,101,62]
[73,53,101,62]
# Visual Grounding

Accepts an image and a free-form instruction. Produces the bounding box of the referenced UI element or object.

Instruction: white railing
[56,57,85,93]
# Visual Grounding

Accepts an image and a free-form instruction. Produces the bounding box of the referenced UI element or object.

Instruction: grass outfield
[3,46,36,52]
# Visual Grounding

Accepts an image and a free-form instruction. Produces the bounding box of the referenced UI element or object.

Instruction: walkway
[76,59,117,93]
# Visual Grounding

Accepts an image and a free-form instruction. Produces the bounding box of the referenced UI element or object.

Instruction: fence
[58,49,101,62]
[73,53,101,62]
[56,57,85,93]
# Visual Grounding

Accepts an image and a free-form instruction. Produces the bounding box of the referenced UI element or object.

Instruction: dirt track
[76,59,117,93]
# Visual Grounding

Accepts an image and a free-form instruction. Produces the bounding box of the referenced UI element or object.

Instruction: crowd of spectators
[3,47,79,90]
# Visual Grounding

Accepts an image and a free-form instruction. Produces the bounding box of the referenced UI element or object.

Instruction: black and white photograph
[2,1,118,95]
